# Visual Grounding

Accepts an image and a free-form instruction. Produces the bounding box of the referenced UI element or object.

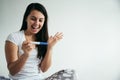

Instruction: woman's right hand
[22,41,35,55]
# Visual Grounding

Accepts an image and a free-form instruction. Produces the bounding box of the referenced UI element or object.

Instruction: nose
[34,20,39,26]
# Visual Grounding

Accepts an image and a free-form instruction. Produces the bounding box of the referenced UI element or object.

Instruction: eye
[39,19,44,22]
[30,17,36,21]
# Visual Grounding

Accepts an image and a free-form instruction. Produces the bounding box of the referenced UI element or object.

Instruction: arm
[5,41,35,75]
[40,32,63,72]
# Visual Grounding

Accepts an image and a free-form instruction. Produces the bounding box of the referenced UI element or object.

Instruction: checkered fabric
[45,69,77,80]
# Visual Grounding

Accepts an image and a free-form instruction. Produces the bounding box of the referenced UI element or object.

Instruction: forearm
[40,32,63,72]
[40,48,52,72]
[8,53,29,75]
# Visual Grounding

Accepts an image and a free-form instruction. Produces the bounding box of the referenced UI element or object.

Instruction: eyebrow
[30,16,44,19]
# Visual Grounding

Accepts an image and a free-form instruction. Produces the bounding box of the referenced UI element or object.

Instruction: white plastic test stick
[31,42,48,45]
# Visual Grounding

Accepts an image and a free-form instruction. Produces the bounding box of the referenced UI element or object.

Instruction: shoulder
[9,30,23,36]
[7,30,24,40]
[6,30,24,45]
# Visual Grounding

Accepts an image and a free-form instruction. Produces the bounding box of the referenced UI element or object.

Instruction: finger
[57,32,63,37]
[23,41,30,45]
[49,36,53,39]
[54,32,63,37]
[55,33,63,39]
[57,32,63,36]
[54,32,60,36]
[26,45,33,51]
[23,41,27,45]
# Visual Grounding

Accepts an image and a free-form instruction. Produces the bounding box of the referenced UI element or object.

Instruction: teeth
[33,26,37,28]
[32,26,38,29]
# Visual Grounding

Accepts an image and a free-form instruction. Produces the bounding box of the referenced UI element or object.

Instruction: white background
[0,0,120,80]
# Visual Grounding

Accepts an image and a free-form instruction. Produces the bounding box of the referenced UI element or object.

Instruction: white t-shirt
[6,30,43,80]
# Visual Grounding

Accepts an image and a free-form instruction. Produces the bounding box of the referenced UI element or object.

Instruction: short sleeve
[6,32,18,45]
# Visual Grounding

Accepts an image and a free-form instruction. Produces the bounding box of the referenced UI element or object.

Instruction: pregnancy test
[31,42,48,45]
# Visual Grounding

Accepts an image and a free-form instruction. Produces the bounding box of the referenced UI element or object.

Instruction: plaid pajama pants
[45,69,77,80]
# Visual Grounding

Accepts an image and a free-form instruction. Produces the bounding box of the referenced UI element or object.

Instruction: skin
[5,10,63,76]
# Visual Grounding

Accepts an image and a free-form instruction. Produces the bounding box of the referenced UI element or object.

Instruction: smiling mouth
[32,26,39,29]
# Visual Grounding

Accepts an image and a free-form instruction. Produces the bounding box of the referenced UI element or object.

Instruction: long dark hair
[20,3,49,59]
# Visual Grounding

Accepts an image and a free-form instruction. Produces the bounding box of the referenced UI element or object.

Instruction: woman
[5,3,63,80]
[5,3,77,80]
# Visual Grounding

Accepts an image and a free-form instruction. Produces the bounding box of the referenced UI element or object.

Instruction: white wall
[0,0,120,80]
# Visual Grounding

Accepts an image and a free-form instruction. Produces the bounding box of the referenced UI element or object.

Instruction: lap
[45,69,77,80]
[0,69,77,80]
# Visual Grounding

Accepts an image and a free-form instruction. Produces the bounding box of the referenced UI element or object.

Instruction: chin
[31,30,39,34]
[33,32,39,34]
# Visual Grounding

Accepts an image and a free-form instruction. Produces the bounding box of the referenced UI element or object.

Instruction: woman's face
[26,10,45,34]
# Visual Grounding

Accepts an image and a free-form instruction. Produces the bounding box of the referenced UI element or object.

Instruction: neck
[24,30,36,41]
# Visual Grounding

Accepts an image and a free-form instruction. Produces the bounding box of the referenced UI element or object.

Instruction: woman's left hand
[47,32,63,49]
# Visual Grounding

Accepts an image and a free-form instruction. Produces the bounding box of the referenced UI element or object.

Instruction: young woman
[5,3,76,80]
[5,3,63,80]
